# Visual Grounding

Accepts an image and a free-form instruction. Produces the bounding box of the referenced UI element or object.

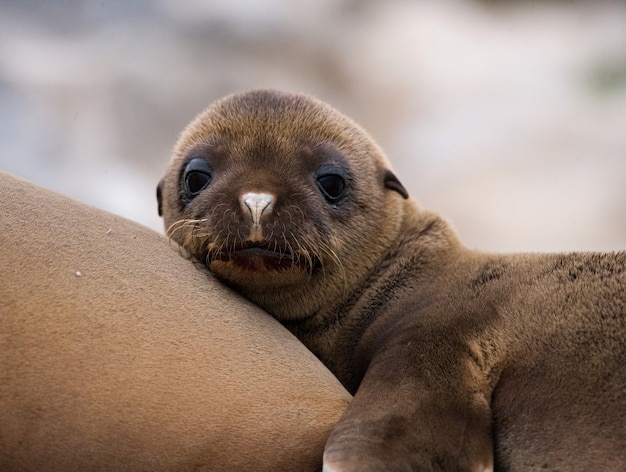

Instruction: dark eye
[183,158,212,197]
[316,166,347,204]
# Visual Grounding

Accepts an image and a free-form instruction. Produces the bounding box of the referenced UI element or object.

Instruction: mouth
[208,244,317,273]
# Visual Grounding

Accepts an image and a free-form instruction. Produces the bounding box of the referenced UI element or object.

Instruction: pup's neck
[286,205,463,391]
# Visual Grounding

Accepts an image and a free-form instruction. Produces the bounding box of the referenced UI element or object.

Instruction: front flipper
[323,343,494,472]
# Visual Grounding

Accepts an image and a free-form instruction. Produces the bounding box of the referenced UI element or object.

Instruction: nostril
[241,192,274,226]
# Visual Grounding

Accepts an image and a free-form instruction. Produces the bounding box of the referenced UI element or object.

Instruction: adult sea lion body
[158,89,626,471]
[0,171,351,472]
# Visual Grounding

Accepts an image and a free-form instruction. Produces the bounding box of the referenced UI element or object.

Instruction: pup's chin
[208,256,313,292]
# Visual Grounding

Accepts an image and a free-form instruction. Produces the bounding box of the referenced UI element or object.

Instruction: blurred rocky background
[1,0,624,252]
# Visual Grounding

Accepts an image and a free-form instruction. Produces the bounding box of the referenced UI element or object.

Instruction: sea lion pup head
[157,89,409,320]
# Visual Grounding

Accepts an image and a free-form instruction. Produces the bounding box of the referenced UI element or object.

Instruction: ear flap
[156,179,164,217]
[383,169,409,199]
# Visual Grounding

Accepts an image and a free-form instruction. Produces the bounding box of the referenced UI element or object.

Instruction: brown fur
[158,90,626,471]
[0,171,351,472]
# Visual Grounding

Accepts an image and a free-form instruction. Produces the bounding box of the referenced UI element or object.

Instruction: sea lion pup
[157,89,626,471]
